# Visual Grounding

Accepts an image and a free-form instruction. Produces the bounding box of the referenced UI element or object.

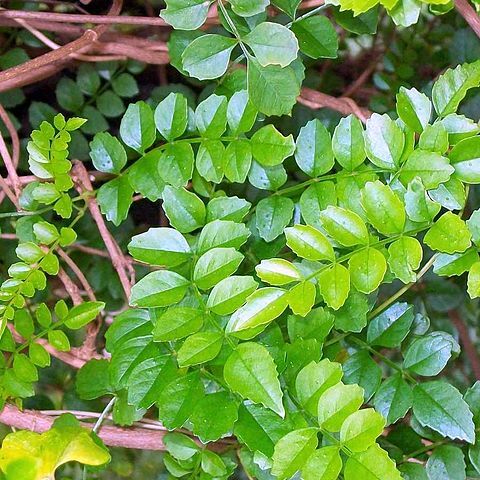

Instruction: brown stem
[0,404,233,451]
[455,0,480,39]
[72,162,132,299]
[299,87,372,122]
[448,310,480,380]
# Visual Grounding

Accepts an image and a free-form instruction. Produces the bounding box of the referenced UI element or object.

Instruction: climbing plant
[0,0,479,479]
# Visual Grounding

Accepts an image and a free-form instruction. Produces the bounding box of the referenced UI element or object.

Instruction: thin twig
[455,0,480,39]
[72,162,132,299]
[448,309,480,380]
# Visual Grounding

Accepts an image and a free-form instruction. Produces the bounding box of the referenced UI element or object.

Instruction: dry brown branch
[0,404,233,451]
[57,268,83,305]
[455,0,480,38]
[57,248,102,358]
[0,105,20,169]
[299,87,372,122]
[448,310,480,380]
[72,161,132,299]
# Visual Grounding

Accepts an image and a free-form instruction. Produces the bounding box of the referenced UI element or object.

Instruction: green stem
[287,4,328,25]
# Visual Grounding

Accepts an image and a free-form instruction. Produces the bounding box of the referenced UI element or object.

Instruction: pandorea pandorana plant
[0,0,480,479]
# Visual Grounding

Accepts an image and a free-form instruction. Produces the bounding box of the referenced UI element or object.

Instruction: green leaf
[317,382,364,432]
[0,414,110,479]
[367,302,414,347]
[225,139,252,183]
[244,23,298,67]
[251,124,295,167]
[119,101,155,153]
[97,176,133,226]
[196,140,225,183]
[256,258,301,285]
[373,373,413,425]
[361,181,405,235]
[430,177,466,211]
[33,221,58,245]
[319,205,369,246]
[164,432,200,460]
[302,446,342,480]
[291,15,338,59]
[248,161,287,190]
[128,355,177,408]
[343,350,381,402]
[288,281,316,316]
[272,0,301,17]
[426,445,466,480]
[226,90,257,134]
[89,132,127,174]
[317,263,351,310]
[388,237,423,284]
[332,115,366,171]
[64,301,104,329]
[300,182,337,230]
[206,195,251,222]
[197,219,250,253]
[433,248,479,276]
[224,342,284,416]
[153,307,204,341]
[340,408,385,452]
[418,123,449,153]
[129,270,190,308]
[154,92,188,141]
[56,78,84,112]
[441,113,480,144]
[97,91,124,118]
[162,186,206,233]
[193,247,244,290]
[226,287,288,336]
[396,86,431,132]
[48,330,70,352]
[296,359,343,416]
[271,428,319,479]
[112,73,139,98]
[234,403,292,457]
[344,444,402,480]
[207,275,258,315]
[195,94,228,138]
[468,261,480,299]
[432,60,480,117]
[128,227,191,267]
[201,450,227,477]
[182,34,237,80]
[161,0,212,30]
[157,372,204,429]
[160,142,194,187]
[364,113,405,169]
[348,247,387,294]
[285,224,334,261]
[177,331,223,366]
[76,359,112,400]
[229,0,269,16]
[404,332,455,376]
[128,151,165,201]
[449,136,480,184]
[295,119,334,177]
[399,150,453,189]
[404,178,441,223]
[424,212,471,254]
[255,196,294,242]
[247,58,303,116]
[412,381,475,443]
[191,391,238,442]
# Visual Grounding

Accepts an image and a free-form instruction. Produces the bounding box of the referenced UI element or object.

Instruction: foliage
[0,0,479,479]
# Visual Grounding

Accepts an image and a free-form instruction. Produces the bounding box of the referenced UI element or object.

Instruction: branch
[455,0,480,39]
[0,404,234,452]
[448,309,480,380]
[299,87,372,122]
[72,162,132,299]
